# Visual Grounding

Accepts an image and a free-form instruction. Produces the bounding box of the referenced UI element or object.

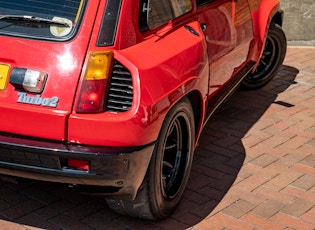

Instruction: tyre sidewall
[149,98,195,219]
[242,24,287,89]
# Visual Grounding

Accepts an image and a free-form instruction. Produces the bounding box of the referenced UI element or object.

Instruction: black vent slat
[106,61,133,112]
[108,99,132,105]
[109,94,133,100]
[112,71,132,76]
[111,83,133,88]
[109,90,132,95]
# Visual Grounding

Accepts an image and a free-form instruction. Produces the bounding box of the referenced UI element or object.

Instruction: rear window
[0,0,87,41]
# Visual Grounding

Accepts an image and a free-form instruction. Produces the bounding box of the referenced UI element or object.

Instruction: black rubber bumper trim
[0,133,154,199]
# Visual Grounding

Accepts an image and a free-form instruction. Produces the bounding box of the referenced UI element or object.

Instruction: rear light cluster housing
[76,51,133,113]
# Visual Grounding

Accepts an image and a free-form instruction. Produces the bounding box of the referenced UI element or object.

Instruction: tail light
[76,51,113,113]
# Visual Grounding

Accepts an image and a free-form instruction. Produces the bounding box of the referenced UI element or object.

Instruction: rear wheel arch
[186,90,204,143]
[271,10,284,27]
[250,0,283,64]
[241,23,286,89]
[106,96,196,220]
[256,0,281,44]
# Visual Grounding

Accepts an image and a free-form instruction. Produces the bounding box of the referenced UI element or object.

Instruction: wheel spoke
[260,60,267,67]
[244,32,280,84]
[263,50,272,56]
[165,141,176,150]
[161,115,190,197]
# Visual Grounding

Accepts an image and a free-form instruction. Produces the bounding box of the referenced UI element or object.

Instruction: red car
[0,0,286,220]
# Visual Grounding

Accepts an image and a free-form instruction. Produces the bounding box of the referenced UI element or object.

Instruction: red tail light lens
[76,51,113,113]
[76,79,107,113]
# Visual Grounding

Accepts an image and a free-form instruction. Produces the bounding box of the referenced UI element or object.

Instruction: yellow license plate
[0,64,10,90]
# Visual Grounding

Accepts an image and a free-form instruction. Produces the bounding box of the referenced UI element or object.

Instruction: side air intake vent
[106,61,133,112]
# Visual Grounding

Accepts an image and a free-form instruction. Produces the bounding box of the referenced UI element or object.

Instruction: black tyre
[106,97,195,220]
[241,23,287,89]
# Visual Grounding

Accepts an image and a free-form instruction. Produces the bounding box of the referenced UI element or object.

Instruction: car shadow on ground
[0,65,299,230]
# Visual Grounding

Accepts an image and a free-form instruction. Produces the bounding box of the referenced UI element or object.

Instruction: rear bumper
[0,133,154,200]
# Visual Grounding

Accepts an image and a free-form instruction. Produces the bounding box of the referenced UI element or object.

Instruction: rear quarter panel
[68,21,209,147]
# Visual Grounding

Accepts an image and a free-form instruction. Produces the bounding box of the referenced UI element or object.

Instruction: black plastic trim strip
[204,63,255,126]
[97,0,122,46]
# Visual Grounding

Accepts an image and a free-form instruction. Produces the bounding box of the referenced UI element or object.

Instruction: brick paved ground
[0,47,314,230]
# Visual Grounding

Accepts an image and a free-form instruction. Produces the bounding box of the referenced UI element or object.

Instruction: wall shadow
[0,65,299,229]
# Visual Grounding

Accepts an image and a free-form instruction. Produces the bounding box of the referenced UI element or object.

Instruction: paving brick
[291,174,315,191]
[190,199,219,218]
[33,200,74,220]
[96,205,121,220]
[306,138,315,148]
[271,119,296,131]
[171,198,200,219]
[49,214,95,230]
[221,199,256,219]
[300,207,315,225]
[242,133,272,148]
[0,187,28,206]
[198,185,226,203]
[187,172,215,190]
[81,213,126,230]
[243,143,268,158]
[189,218,224,230]
[65,199,105,220]
[249,153,279,168]
[199,157,240,176]
[192,162,225,179]
[281,186,315,203]
[151,216,190,230]
[282,135,311,150]
[254,186,295,204]
[264,170,303,191]
[271,212,315,230]
[291,163,315,176]
[252,199,286,219]
[241,213,285,230]
[281,198,314,218]
[183,189,211,205]
[210,174,240,192]
[241,159,282,179]
[210,213,254,230]
[275,152,308,168]
[259,131,295,149]
[208,193,239,216]
[237,174,269,191]
[229,186,266,205]
[1,199,44,220]
[17,214,60,230]
[174,212,203,226]
[297,144,315,156]
[0,199,10,211]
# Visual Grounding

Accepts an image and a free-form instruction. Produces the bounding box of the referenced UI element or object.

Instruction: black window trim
[97,0,122,47]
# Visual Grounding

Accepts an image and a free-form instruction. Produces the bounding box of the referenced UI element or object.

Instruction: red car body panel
[0,1,100,140]
[0,0,284,199]
[197,0,254,95]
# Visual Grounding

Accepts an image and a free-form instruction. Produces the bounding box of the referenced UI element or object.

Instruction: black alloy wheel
[241,23,287,89]
[106,97,195,220]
